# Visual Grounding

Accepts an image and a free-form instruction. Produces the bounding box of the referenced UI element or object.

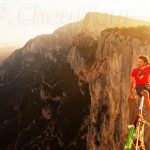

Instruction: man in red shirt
[130,55,150,115]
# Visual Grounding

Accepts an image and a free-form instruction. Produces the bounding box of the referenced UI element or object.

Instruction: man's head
[137,55,149,68]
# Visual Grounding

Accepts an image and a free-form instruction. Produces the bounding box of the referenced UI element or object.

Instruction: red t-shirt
[131,65,150,86]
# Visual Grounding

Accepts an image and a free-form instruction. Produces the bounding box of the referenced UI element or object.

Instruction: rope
[135,96,144,149]
[124,96,150,149]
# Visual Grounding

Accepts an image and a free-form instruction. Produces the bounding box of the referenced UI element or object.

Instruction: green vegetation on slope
[105,25,150,42]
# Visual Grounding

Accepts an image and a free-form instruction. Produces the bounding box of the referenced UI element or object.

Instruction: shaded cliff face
[0,12,150,150]
[0,21,92,150]
[68,26,150,150]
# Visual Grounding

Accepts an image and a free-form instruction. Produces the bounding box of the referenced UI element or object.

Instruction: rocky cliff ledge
[67,26,150,150]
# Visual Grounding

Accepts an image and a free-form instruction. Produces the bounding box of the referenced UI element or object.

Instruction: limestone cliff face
[67,27,150,150]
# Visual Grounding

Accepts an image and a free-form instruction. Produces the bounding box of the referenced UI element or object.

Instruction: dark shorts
[136,85,150,97]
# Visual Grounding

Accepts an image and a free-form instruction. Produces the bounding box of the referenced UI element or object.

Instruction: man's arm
[129,77,136,99]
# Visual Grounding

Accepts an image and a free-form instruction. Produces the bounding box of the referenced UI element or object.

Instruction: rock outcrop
[68,26,150,150]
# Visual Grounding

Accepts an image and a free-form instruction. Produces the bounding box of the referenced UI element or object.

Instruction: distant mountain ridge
[0,47,18,65]
[81,12,150,35]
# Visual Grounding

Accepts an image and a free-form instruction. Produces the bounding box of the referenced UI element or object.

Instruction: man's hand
[129,92,138,103]
[129,91,135,100]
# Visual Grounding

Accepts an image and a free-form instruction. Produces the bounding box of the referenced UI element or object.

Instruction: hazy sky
[1,0,150,48]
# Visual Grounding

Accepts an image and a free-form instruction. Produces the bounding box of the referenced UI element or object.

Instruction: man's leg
[141,90,150,115]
